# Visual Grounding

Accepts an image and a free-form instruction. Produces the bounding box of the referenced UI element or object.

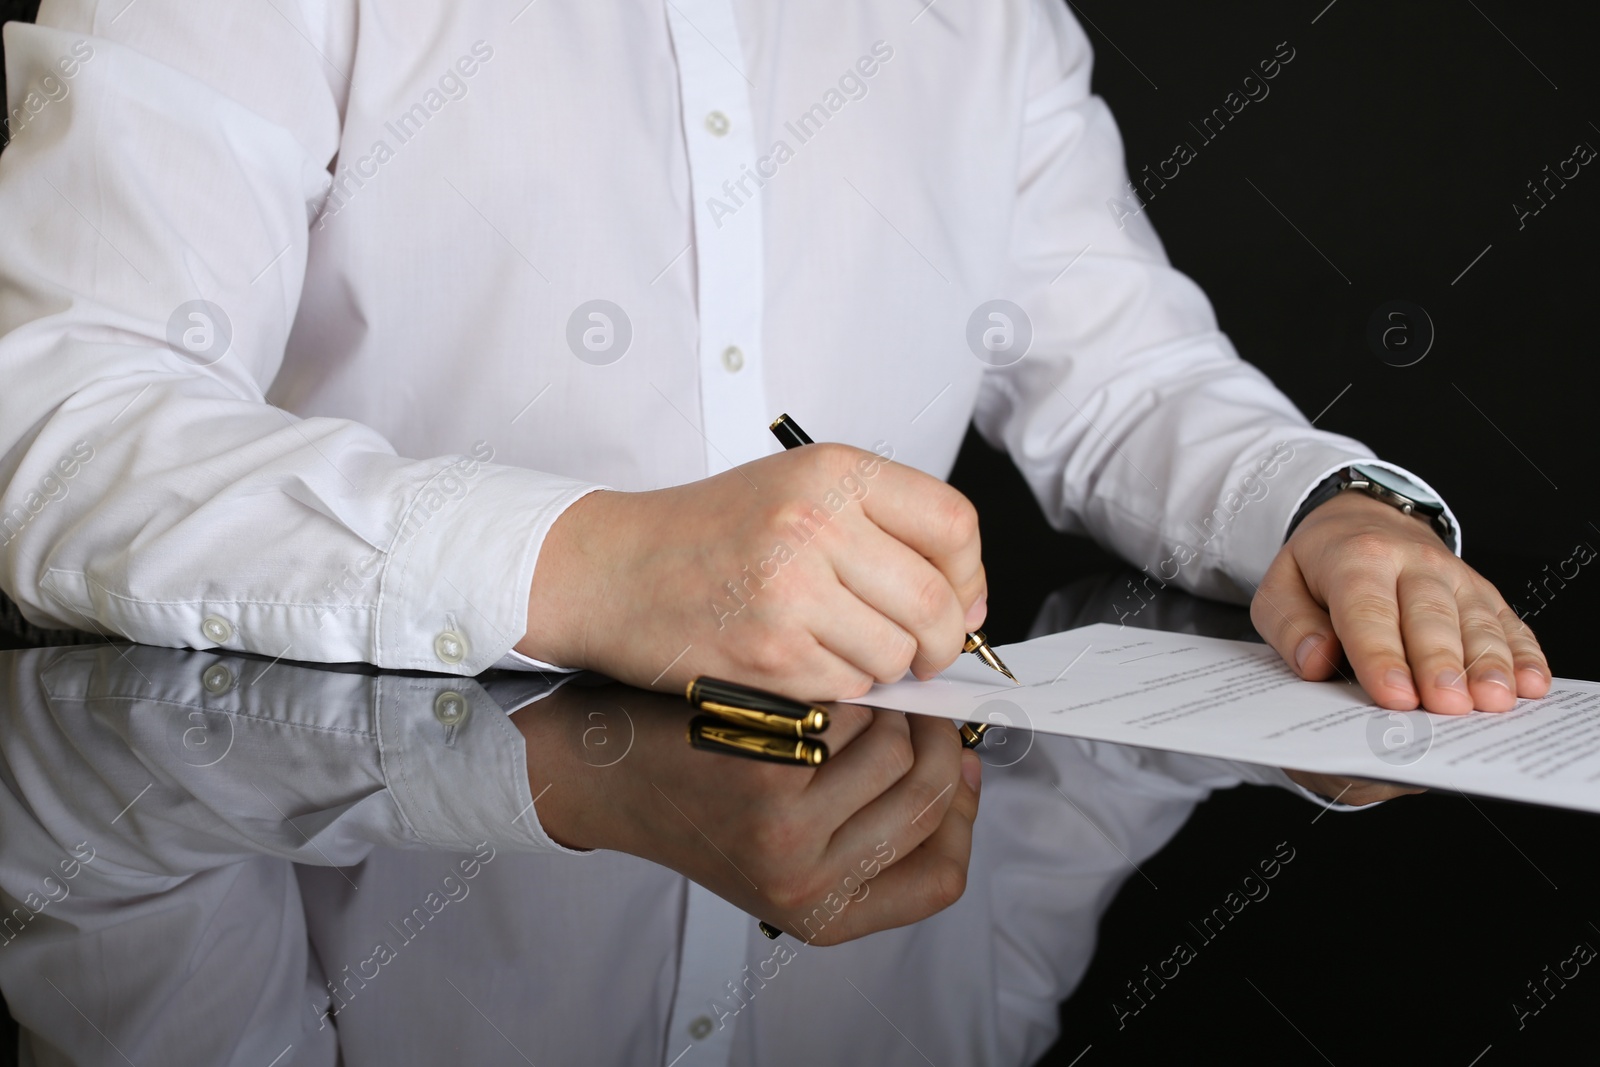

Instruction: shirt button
[201,663,234,694]
[201,615,234,643]
[688,1015,714,1040]
[434,630,468,665]
[704,111,730,136]
[434,690,468,726]
[721,345,745,373]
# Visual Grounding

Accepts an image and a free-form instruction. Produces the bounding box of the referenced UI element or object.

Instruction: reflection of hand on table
[511,685,982,944]
[1283,768,1428,807]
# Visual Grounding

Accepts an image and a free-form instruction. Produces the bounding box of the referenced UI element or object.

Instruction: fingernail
[1385,668,1418,701]
[1293,635,1324,674]
[1480,669,1513,693]
[964,594,988,631]
[961,752,982,793]
[1436,670,1469,695]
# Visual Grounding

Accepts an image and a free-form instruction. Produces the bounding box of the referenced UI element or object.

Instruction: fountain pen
[769,413,1019,688]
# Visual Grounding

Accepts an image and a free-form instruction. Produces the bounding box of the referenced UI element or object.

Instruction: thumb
[1250,551,1343,681]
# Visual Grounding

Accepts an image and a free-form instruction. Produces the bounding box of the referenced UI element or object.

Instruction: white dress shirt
[0,0,1457,678]
[0,642,1310,1067]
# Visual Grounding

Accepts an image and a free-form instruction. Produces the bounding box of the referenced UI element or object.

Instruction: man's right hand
[515,687,982,946]
[516,443,988,701]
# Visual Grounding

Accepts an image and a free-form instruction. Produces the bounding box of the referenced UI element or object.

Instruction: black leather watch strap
[1285,471,1346,543]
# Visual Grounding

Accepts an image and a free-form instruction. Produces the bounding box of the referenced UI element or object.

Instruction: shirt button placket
[657,12,768,1059]
[663,0,770,476]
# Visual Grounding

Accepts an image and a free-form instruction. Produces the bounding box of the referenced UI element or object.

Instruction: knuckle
[1413,542,1457,572]
[869,637,916,685]
[1405,591,1457,622]
[905,779,950,825]
[1248,590,1280,632]
[1499,609,1543,644]
[1341,533,1399,569]
[879,732,916,783]
[910,574,955,632]
[937,493,980,547]
[1412,643,1462,666]
[744,632,797,679]
[770,496,831,539]
[811,441,858,473]
[764,873,814,914]
[929,857,968,909]
[1341,590,1398,626]
[839,670,875,700]
[1460,617,1506,646]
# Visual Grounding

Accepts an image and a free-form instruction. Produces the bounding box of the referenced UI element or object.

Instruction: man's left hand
[1251,489,1551,714]
[1281,770,1427,806]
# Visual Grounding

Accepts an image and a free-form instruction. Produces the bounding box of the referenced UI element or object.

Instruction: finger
[791,747,980,945]
[1250,550,1344,681]
[730,630,875,703]
[1394,569,1473,715]
[831,528,966,678]
[857,460,987,613]
[1498,607,1552,699]
[814,701,875,749]
[807,581,921,684]
[824,711,965,870]
[1456,588,1518,712]
[1321,562,1421,711]
[805,708,917,819]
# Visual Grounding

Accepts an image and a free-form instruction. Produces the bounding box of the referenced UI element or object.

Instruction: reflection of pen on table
[682,675,833,941]
[684,677,830,767]
[684,671,991,941]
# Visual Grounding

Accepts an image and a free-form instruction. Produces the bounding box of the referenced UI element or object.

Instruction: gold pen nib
[963,630,1019,684]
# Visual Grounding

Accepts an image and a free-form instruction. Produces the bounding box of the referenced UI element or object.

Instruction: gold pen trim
[687,718,828,766]
[699,700,828,736]
[686,677,829,733]
[963,630,1019,684]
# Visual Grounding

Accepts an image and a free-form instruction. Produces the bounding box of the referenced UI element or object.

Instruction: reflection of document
[866,623,1600,814]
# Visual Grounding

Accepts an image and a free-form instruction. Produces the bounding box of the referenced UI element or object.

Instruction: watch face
[1351,463,1442,512]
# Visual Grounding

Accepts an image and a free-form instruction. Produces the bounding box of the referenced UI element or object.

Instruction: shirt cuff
[374,468,608,675]
[1282,458,1462,557]
[1229,761,1373,813]
[1222,440,1462,591]
[490,647,584,674]
[375,674,589,856]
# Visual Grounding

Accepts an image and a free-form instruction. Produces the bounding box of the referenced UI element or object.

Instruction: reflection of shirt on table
[0,619,1309,1067]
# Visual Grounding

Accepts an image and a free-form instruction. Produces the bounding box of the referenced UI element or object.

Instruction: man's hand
[515,687,982,946]
[1253,490,1551,714]
[517,444,987,700]
[1283,769,1427,806]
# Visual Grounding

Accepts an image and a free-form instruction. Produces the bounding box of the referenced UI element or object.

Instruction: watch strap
[1285,465,1456,552]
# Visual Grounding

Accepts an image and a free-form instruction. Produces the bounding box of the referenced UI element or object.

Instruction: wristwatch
[1285,463,1455,551]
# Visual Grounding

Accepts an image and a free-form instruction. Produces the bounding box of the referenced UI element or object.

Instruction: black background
[3,1,1597,1064]
[947,2,1599,1064]
[953,0,1596,679]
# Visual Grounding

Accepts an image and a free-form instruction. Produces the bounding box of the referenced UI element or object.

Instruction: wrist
[516,489,616,668]
[1285,463,1455,551]
[1292,489,1443,545]
[510,700,607,852]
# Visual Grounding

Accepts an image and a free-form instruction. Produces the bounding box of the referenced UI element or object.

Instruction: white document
[866,623,1600,814]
